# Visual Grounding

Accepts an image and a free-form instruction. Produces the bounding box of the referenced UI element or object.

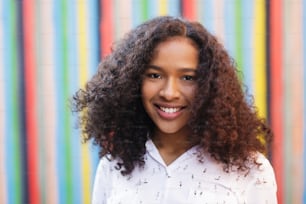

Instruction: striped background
[0,0,305,204]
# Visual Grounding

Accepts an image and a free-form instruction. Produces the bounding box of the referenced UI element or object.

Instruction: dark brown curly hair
[73,16,272,175]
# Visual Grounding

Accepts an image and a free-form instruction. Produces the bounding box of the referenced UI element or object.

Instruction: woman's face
[141,36,199,137]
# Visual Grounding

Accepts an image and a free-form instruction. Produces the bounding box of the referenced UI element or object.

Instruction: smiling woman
[72,16,277,203]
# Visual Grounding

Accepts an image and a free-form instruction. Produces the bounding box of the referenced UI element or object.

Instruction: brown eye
[182,75,195,81]
[147,73,161,79]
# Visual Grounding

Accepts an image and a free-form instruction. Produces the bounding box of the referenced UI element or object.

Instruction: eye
[146,73,161,79]
[182,75,195,81]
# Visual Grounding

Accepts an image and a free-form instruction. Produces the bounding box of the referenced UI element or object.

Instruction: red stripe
[181,0,196,20]
[22,2,40,204]
[100,0,113,58]
[270,0,283,203]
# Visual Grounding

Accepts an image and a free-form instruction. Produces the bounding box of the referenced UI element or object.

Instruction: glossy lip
[154,103,186,120]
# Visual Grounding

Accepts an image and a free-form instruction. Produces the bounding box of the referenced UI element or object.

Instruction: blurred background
[0,0,305,203]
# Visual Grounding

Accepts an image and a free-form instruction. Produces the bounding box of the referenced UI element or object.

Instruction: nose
[159,78,180,100]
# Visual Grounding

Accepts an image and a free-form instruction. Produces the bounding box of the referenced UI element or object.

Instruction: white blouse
[92,139,277,204]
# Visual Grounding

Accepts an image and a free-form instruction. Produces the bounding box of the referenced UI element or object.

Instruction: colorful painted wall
[0,0,305,204]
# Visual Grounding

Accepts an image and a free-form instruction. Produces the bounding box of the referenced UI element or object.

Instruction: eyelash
[182,75,195,81]
[145,73,195,81]
[147,73,161,79]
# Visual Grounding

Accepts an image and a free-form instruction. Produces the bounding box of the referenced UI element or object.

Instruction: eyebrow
[146,65,197,72]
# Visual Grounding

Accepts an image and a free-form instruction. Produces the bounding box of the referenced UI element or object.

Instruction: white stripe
[40,1,58,203]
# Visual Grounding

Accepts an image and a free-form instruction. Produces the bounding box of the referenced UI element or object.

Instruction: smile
[154,104,185,120]
[159,106,181,113]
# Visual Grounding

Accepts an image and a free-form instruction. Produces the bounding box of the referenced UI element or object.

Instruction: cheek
[182,85,197,102]
[141,82,154,103]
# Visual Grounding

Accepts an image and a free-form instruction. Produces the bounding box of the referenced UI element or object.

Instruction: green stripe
[10,1,22,203]
[61,1,73,203]
[141,0,149,21]
[234,0,243,80]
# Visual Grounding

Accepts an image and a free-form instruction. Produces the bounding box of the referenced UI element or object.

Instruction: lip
[154,103,185,120]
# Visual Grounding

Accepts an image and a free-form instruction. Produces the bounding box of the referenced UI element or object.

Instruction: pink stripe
[0,0,7,201]
[117,0,132,38]
[40,2,58,204]
[287,1,304,203]
[213,0,225,43]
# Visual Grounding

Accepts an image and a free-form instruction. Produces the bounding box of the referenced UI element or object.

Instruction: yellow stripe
[77,2,91,204]
[253,0,267,118]
[158,0,167,15]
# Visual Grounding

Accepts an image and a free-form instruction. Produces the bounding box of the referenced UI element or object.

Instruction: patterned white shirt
[92,139,277,204]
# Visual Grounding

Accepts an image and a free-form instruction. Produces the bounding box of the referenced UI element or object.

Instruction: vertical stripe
[213,0,225,43]
[241,0,254,94]
[269,0,283,203]
[0,1,7,203]
[181,0,196,20]
[158,0,167,15]
[304,0,306,203]
[35,1,46,203]
[148,0,158,18]
[223,1,236,58]
[140,0,149,20]
[287,1,304,203]
[167,0,180,16]
[283,1,292,202]
[54,0,73,203]
[69,2,81,203]
[76,2,91,203]
[101,0,113,57]
[87,0,101,187]
[115,0,132,39]
[234,0,243,75]
[132,0,142,27]
[202,0,214,33]
[22,2,40,203]
[16,0,28,203]
[40,1,58,203]
[3,1,23,203]
[253,0,267,118]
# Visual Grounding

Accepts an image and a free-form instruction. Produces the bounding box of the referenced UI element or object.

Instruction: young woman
[73,16,277,203]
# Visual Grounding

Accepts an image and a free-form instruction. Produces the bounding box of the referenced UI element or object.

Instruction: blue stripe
[67,2,81,203]
[168,0,180,16]
[241,0,254,95]
[87,0,100,185]
[202,0,214,33]
[132,0,142,27]
[148,0,157,18]
[224,1,236,58]
[53,0,66,203]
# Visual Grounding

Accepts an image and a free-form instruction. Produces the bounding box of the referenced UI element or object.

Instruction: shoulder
[92,156,122,203]
[95,155,121,176]
[243,152,278,203]
[247,152,276,181]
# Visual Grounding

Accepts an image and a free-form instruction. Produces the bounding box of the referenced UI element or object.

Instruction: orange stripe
[101,0,113,57]
[182,0,196,20]
[22,2,40,204]
[270,0,283,203]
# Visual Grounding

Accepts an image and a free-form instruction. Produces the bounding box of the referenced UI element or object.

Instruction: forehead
[154,36,198,52]
[151,36,199,62]
[149,36,199,71]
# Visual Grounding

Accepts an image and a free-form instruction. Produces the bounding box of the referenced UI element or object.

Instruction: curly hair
[73,16,272,175]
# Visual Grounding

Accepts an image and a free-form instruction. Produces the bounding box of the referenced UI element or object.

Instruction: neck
[151,128,195,166]
[151,127,192,153]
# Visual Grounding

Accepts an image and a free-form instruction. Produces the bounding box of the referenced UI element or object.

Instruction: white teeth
[160,107,180,113]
